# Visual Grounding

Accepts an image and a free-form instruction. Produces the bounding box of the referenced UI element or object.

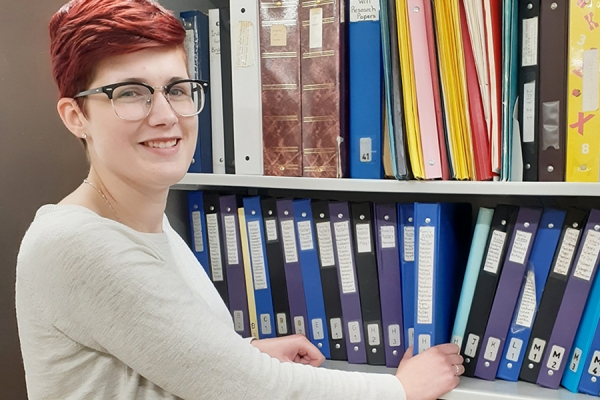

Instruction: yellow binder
[565,0,600,182]
[238,208,259,339]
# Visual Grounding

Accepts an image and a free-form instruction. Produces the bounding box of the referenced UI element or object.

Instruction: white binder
[208,9,226,174]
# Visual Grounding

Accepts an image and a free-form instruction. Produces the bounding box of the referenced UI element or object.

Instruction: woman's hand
[250,334,325,367]
[395,343,464,400]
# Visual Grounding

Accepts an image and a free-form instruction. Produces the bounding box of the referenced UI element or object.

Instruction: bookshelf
[170,172,600,400]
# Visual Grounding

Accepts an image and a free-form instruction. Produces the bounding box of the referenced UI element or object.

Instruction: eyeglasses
[74,79,209,121]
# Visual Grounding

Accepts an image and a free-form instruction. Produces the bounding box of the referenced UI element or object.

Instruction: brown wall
[0,1,88,396]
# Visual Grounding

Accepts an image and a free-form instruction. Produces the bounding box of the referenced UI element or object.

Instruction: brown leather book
[259,0,303,176]
[300,0,347,178]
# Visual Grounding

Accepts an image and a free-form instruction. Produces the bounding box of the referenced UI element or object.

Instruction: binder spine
[243,196,277,338]
[329,201,367,363]
[293,199,331,357]
[375,203,404,367]
[187,191,210,276]
[276,199,309,335]
[398,203,415,350]
[204,193,229,306]
[219,195,250,337]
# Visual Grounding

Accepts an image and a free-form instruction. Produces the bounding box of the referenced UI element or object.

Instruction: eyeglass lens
[111,81,204,121]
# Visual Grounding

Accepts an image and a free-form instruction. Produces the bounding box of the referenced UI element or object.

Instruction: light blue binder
[187,191,210,276]
[242,196,276,339]
[496,208,566,381]
[348,0,383,179]
[562,262,600,394]
[450,207,494,349]
[293,199,331,358]
[398,203,415,350]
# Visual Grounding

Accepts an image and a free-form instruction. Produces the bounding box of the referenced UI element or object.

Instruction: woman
[15,0,464,398]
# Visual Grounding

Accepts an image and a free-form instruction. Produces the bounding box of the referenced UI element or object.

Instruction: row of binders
[187,192,600,395]
[179,1,600,182]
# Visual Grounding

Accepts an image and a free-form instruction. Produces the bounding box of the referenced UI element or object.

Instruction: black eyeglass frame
[73,79,209,120]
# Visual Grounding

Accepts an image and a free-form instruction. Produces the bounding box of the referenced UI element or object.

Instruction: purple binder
[276,199,309,335]
[537,208,600,389]
[219,195,250,338]
[374,203,404,367]
[329,201,367,364]
[474,207,542,380]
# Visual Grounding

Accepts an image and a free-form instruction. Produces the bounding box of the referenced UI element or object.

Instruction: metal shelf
[322,361,591,400]
[174,173,600,197]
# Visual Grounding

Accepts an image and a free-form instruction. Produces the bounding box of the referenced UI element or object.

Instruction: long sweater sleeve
[16,205,406,400]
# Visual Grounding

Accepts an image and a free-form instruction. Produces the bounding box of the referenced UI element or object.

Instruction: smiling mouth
[143,139,180,149]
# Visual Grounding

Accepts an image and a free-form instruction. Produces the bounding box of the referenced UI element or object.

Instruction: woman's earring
[81,133,87,139]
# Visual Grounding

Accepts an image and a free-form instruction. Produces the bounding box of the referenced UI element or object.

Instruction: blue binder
[451,207,494,349]
[242,196,276,338]
[348,0,383,179]
[562,266,600,394]
[413,202,471,353]
[187,191,210,276]
[497,208,566,381]
[398,203,415,350]
[293,199,331,358]
[180,10,213,173]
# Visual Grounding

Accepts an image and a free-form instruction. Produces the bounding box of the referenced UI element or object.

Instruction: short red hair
[49,0,186,98]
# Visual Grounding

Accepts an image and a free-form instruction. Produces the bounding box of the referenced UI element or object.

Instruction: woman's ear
[57,98,88,139]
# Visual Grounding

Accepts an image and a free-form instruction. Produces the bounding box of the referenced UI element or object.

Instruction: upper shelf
[175,173,600,197]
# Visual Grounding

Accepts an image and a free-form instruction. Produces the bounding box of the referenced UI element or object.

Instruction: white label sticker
[408,327,414,348]
[348,321,361,343]
[334,221,357,294]
[521,17,539,67]
[330,318,343,340]
[509,230,533,265]
[546,345,565,371]
[570,347,582,373]
[270,24,287,47]
[224,215,239,265]
[277,313,288,335]
[359,137,372,162]
[233,310,244,332]
[506,338,523,362]
[294,316,306,335]
[528,338,546,362]
[206,214,224,281]
[368,324,381,346]
[483,230,507,273]
[316,222,335,267]
[451,335,463,349]
[281,219,299,263]
[417,226,435,325]
[265,219,278,242]
[380,225,396,249]
[583,49,599,112]
[418,334,431,353]
[515,270,537,328]
[184,29,196,78]
[573,230,600,281]
[404,226,415,262]
[312,318,325,340]
[297,220,314,251]
[523,81,536,143]
[260,313,272,335]
[233,21,255,67]
[388,324,401,347]
[349,0,380,22]
[464,334,480,358]
[247,220,267,290]
[483,337,502,362]
[588,350,600,376]
[356,223,372,253]
[191,211,204,253]
[309,8,323,49]
[554,228,581,275]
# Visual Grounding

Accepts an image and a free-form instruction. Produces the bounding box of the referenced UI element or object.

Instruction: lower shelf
[321,360,592,399]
